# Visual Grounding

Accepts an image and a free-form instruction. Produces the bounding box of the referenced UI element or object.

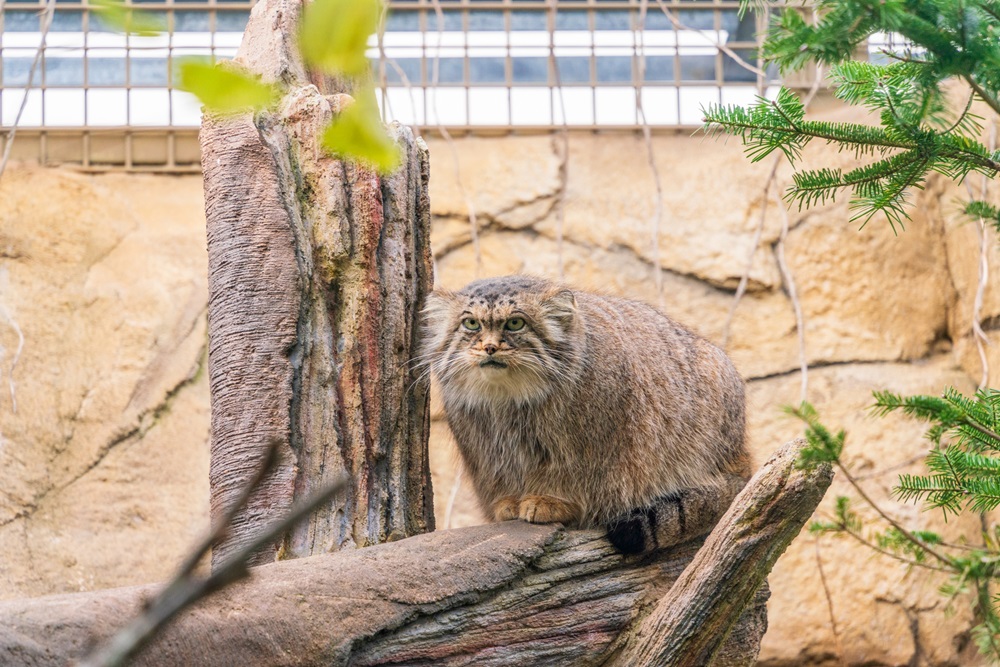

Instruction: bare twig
[0,0,57,182]
[853,453,926,481]
[837,461,956,569]
[375,6,423,142]
[721,10,823,360]
[637,0,665,307]
[376,4,392,124]
[78,440,348,667]
[429,0,481,275]
[834,519,953,572]
[175,440,282,579]
[969,208,992,391]
[0,302,25,414]
[552,132,569,279]
[727,69,821,393]
[443,464,463,529]
[965,117,996,390]
[965,75,1000,118]
[814,538,848,667]
[722,157,778,348]
[775,196,809,402]
[548,0,569,279]
[653,0,765,80]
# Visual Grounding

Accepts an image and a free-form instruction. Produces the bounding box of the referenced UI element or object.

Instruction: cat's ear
[543,289,577,322]
[422,290,461,319]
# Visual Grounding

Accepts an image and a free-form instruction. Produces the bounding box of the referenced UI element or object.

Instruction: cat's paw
[492,496,521,521]
[519,495,579,524]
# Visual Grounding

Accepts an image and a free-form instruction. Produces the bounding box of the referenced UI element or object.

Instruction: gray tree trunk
[0,440,831,667]
[200,0,434,569]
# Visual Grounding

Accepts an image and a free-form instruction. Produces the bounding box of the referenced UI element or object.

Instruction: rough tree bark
[0,440,832,667]
[201,0,434,568]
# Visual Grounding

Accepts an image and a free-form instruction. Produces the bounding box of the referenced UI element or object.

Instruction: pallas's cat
[421,275,751,552]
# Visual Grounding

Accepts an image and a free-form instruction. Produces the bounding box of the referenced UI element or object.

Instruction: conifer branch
[789,402,957,568]
[838,464,956,567]
[837,521,953,572]
[967,76,1000,117]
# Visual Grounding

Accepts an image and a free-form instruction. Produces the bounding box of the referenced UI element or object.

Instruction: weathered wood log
[0,440,831,667]
[201,0,434,568]
[611,438,833,666]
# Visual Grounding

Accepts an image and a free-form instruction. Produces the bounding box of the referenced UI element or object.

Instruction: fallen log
[0,439,831,667]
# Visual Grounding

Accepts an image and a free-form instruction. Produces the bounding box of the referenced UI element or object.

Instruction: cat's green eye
[504,317,526,331]
[461,317,481,331]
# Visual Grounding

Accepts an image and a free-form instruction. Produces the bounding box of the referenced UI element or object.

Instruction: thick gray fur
[420,275,751,552]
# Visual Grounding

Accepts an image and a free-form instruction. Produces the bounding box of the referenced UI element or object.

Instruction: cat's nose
[483,343,498,355]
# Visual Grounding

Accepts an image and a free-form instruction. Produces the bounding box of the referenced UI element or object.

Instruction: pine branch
[790,401,957,568]
[851,155,927,230]
[967,199,1000,233]
[875,389,1000,451]
[966,75,1000,117]
[810,500,954,573]
[788,151,923,209]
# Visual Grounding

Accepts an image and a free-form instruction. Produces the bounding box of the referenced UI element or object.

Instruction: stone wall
[0,168,210,597]
[0,106,996,664]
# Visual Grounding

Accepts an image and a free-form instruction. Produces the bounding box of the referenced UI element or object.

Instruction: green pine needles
[703,0,1000,230]
[721,0,1000,657]
[876,388,1000,514]
[792,391,1000,661]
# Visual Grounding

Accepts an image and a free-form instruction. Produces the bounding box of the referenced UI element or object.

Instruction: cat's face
[420,277,579,407]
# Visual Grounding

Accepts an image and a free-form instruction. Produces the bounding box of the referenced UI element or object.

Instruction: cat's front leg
[519,495,580,525]
[491,495,521,521]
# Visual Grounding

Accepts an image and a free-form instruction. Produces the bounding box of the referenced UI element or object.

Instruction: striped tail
[604,475,748,554]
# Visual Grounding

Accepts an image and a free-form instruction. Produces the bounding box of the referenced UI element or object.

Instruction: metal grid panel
[0,0,778,170]
[375,0,772,129]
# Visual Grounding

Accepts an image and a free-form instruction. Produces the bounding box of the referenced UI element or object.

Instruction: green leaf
[176,59,282,116]
[90,0,165,36]
[321,92,400,173]
[299,0,382,76]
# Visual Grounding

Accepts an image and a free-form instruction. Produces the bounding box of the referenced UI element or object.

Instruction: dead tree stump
[200,0,434,568]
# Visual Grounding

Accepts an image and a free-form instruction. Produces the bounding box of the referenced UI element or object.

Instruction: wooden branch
[201,0,434,568]
[0,440,829,667]
[612,438,834,667]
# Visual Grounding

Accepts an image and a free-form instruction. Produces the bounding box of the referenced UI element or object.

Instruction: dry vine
[774,191,809,402]
[966,117,996,389]
[0,0,57,428]
[814,538,848,667]
[428,0,481,275]
[721,63,822,404]
[0,0,57,181]
[548,0,569,279]
[636,0,666,306]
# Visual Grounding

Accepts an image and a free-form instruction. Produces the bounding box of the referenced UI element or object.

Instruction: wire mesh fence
[0,0,780,170]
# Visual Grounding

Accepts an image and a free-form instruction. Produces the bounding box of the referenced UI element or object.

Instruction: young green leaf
[90,0,165,36]
[321,93,400,173]
[177,59,282,116]
[299,0,382,76]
